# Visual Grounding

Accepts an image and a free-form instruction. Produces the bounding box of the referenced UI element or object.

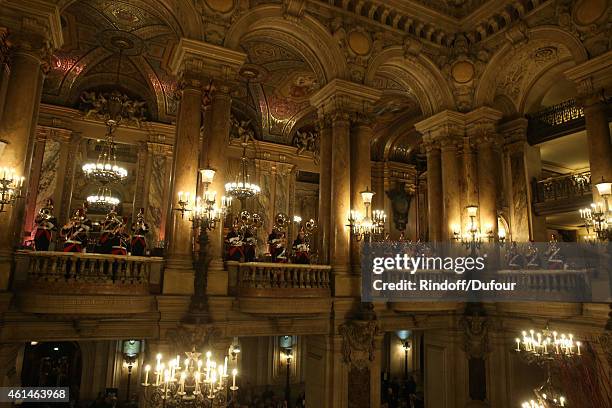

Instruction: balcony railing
[15,250,162,294]
[532,171,592,215]
[496,269,591,302]
[527,99,585,144]
[227,262,332,314]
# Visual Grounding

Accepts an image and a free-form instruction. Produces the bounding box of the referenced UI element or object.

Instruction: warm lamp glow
[200,168,216,184]
[595,179,611,196]
[360,187,375,205]
[466,205,478,217]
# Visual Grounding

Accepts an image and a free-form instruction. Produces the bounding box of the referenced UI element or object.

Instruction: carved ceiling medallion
[451,61,475,84]
[110,6,141,24]
[532,46,558,63]
[573,0,609,26]
[205,0,235,13]
[347,30,371,56]
[98,30,145,56]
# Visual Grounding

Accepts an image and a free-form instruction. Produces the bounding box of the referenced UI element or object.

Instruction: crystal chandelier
[347,187,386,241]
[225,139,260,202]
[82,120,128,185]
[579,178,611,241]
[0,167,24,213]
[141,351,238,408]
[86,185,120,211]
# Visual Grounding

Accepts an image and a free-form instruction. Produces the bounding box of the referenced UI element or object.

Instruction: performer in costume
[60,208,91,252]
[268,228,286,262]
[225,224,243,261]
[130,208,149,256]
[242,229,257,262]
[292,228,310,264]
[110,216,129,255]
[97,207,122,254]
[33,198,58,251]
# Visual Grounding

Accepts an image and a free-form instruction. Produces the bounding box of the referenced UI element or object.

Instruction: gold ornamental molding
[564,50,612,97]
[1,0,63,51]
[310,78,382,118]
[16,293,155,315]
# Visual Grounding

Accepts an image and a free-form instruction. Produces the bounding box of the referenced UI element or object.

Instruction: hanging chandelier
[347,187,387,241]
[82,120,128,185]
[225,139,260,202]
[86,185,120,211]
[515,328,582,359]
[141,351,239,408]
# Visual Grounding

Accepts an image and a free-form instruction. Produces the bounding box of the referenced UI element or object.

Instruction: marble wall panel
[35,139,60,214]
[147,154,168,246]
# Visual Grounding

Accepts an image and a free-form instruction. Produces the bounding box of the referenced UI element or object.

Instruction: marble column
[476,133,500,239]
[424,139,443,241]
[164,79,202,294]
[565,54,612,199]
[330,112,351,274]
[310,79,380,296]
[463,138,478,208]
[205,85,232,292]
[415,111,465,241]
[0,28,9,125]
[582,93,612,198]
[501,119,546,242]
[350,118,373,270]
[317,119,332,264]
[440,135,462,240]
[0,7,62,289]
[132,142,150,219]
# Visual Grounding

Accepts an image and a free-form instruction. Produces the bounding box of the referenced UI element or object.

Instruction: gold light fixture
[82,120,128,185]
[142,351,238,408]
[348,186,386,241]
[0,167,24,213]
[579,177,611,241]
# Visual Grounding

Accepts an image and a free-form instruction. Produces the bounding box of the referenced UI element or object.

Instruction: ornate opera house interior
[0,0,611,407]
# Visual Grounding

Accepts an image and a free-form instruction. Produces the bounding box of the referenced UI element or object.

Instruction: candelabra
[347,187,386,242]
[0,167,24,213]
[225,138,260,204]
[173,168,230,232]
[579,178,611,241]
[86,185,121,211]
[141,351,238,408]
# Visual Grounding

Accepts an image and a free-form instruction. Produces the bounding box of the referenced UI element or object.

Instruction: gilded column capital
[565,51,612,106]
[421,136,441,154]
[1,0,63,59]
[499,117,528,150]
[170,38,246,89]
[310,79,381,126]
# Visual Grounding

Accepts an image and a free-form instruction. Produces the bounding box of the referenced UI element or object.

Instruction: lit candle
[576,341,581,355]
[560,396,565,406]
[144,364,150,385]
[224,356,228,376]
[198,359,203,373]
[232,368,237,388]
[156,353,162,366]
[515,338,521,351]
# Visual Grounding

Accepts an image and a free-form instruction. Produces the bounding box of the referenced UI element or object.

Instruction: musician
[110,216,129,255]
[225,224,243,261]
[292,229,310,264]
[268,228,286,262]
[130,208,149,256]
[33,198,58,251]
[97,207,122,254]
[60,208,91,253]
[243,229,257,262]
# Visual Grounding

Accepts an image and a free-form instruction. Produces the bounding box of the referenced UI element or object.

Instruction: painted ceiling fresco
[42,0,181,123]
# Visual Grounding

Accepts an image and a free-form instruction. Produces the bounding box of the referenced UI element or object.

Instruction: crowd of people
[31,200,149,256]
[381,375,424,408]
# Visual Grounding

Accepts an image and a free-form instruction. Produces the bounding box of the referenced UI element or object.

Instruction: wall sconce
[0,167,24,213]
[230,336,241,361]
[580,177,611,241]
[122,340,141,402]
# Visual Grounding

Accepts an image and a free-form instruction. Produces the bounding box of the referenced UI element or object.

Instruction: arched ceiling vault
[44,0,182,123]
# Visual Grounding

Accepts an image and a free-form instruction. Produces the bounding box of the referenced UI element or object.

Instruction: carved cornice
[565,50,612,103]
[499,117,528,147]
[465,106,503,145]
[169,38,246,85]
[0,0,63,54]
[166,323,221,352]
[310,79,382,123]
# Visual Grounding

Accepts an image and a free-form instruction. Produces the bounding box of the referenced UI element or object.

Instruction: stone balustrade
[496,269,592,302]
[227,261,332,315]
[15,250,163,295]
